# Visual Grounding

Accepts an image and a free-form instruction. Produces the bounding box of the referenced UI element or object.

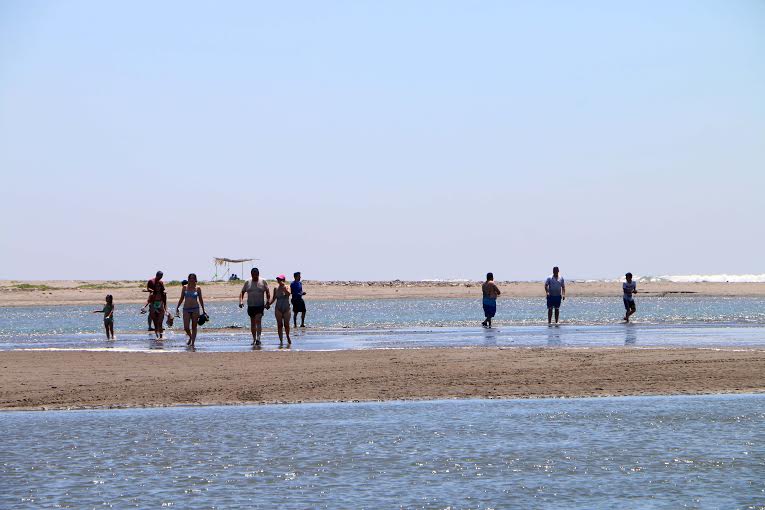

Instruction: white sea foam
[638,274,765,283]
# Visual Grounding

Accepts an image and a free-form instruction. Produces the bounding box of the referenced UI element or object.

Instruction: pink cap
[277,274,286,281]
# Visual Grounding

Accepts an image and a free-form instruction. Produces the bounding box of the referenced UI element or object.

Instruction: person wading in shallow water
[141,272,167,339]
[269,275,292,347]
[93,294,115,340]
[545,266,566,324]
[239,268,270,346]
[290,272,307,328]
[144,271,163,331]
[175,273,206,348]
[481,273,501,328]
[622,272,638,323]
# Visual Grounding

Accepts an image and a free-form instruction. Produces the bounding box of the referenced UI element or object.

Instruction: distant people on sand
[623,272,638,322]
[290,272,307,328]
[481,273,501,328]
[175,273,206,347]
[142,271,167,338]
[240,268,270,346]
[269,275,292,347]
[545,267,566,324]
[93,294,115,340]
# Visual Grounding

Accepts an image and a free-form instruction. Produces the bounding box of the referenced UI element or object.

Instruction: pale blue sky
[1,0,763,281]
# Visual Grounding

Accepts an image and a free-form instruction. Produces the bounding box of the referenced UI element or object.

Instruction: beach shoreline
[2,280,765,307]
[2,347,763,411]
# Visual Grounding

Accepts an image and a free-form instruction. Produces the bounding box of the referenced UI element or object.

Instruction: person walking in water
[93,294,115,340]
[141,271,167,338]
[290,272,307,328]
[544,266,566,324]
[622,272,638,322]
[239,268,270,346]
[269,275,292,347]
[144,271,163,331]
[481,273,501,328]
[175,273,206,347]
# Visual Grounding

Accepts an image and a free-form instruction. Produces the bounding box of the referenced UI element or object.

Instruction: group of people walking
[93,266,639,345]
[94,268,308,347]
[238,268,307,347]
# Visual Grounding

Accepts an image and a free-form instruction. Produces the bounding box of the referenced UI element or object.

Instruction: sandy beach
[1,348,763,411]
[1,279,764,307]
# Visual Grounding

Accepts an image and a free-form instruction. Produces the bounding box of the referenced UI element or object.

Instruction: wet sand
[1,348,763,411]
[1,280,764,307]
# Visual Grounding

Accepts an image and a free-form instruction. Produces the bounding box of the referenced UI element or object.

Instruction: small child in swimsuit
[93,294,115,340]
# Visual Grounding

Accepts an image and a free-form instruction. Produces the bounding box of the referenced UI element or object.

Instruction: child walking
[94,294,115,339]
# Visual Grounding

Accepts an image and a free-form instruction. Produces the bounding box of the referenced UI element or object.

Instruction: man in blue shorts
[481,272,501,328]
[544,266,566,324]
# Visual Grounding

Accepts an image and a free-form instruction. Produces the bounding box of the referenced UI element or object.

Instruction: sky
[1,0,763,281]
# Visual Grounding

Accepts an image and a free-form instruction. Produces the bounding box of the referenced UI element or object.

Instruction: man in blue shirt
[544,266,566,324]
[290,272,307,328]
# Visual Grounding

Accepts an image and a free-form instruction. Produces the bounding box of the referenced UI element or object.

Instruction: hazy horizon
[3,272,765,284]
[2,1,763,281]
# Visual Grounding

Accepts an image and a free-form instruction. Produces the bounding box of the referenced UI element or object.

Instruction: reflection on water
[4,323,765,352]
[546,325,563,346]
[624,324,638,345]
[1,395,763,509]
[480,326,498,347]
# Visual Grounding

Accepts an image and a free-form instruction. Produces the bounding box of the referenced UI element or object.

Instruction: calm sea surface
[1,297,765,351]
[1,395,763,509]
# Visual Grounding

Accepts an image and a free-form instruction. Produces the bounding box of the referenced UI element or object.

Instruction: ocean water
[1,394,763,509]
[1,297,765,351]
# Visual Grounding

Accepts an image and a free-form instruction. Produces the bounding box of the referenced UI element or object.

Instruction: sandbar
[1,348,763,411]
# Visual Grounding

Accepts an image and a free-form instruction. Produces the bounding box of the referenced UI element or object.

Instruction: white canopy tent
[212,257,258,281]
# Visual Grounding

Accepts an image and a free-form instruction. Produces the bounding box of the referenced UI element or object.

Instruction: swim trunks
[482,297,496,318]
[546,295,562,309]
[247,305,265,318]
[291,297,306,313]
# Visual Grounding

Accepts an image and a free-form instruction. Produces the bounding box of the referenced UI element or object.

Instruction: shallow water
[6,323,765,352]
[1,394,763,508]
[4,297,765,335]
[2,297,765,351]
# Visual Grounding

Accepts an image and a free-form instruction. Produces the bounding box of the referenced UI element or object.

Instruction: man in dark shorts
[622,272,638,322]
[544,266,566,324]
[290,272,307,328]
[239,268,270,345]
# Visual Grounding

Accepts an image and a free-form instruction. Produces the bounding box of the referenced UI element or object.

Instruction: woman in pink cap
[268,275,292,347]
